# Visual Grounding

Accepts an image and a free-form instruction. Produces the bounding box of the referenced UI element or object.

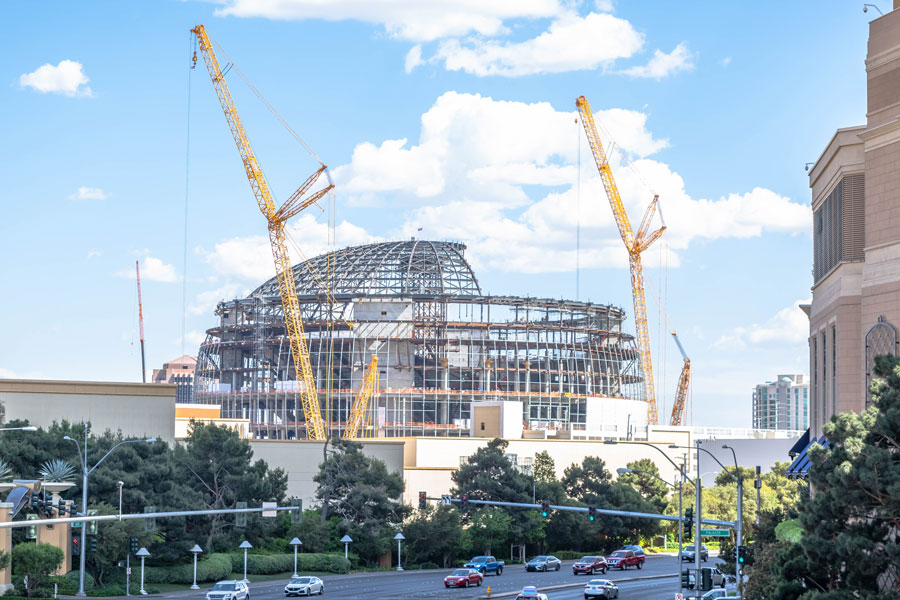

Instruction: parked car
[207,580,250,600]
[606,549,643,570]
[515,586,549,600]
[526,555,562,572]
[680,544,709,562]
[584,578,619,599]
[573,556,608,575]
[444,568,484,588]
[463,555,504,575]
[284,576,324,596]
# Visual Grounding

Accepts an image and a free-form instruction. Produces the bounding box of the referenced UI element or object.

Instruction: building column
[0,502,12,592]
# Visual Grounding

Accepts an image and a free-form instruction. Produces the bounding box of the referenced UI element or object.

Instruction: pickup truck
[463,556,504,575]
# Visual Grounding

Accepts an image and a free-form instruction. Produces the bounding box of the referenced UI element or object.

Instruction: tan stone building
[806,2,900,440]
[151,355,197,404]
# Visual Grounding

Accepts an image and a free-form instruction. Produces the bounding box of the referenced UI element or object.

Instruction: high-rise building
[752,374,808,431]
[151,355,197,403]
[804,3,900,441]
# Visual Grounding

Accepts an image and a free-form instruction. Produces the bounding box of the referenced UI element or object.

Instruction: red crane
[136,260,146,383]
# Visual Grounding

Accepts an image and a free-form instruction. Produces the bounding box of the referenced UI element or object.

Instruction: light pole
[722,444,743,598]
[136,547,150,595]
[117,481,124,520]
[617,467,682,595]
[0,426,38,432]
[340,535,353,560]
[189,545,203,590]
[64,424,156,597]
[289,538,302,578]
[239,540,252,582]
[394,533,405,571]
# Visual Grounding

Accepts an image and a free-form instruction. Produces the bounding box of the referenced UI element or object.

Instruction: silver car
[284,575,324,596]
[526,555,562,571]
[584,578,619,599]
[206,580,250,600]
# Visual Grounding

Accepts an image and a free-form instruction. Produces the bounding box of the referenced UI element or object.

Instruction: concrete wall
[0,380,176,444]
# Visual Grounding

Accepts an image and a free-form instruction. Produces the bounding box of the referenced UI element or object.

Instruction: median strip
[477,573,676,599]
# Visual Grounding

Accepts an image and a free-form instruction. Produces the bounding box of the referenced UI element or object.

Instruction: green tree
[618,458,669,512]
[11,543,63,598]
[85,502,157,586]
[771,355,900,600]
[403,505,463,567]
[760,461,804,512]
[533,451,556,484]
[469,508,512,555]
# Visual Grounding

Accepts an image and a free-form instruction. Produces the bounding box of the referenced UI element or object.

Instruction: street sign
[700,528,730,537]
[262,501,277,518]
[441,495,452,506]
[675,594,683,600]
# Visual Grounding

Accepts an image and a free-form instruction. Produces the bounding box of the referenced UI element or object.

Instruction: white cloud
[719,57,732,67]
[179,330,209,347]
[86,250,102,260]
[334,92,811,274]
[0,368,17,378]
[68,186,108,201]
[434,12,644,77]
[714,299,811,350]
[214,0,562,42]
[117,256,179,283]
[19,60,93,97]
[189,283,245,316]
[405,45,424,73]
[621,42,694,79]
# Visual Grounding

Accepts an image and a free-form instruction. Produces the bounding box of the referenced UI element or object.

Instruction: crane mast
[669,332,691,426]
[576,95,666,425]
[192,24,332,439]
[136,260,146,383]
[344,356,380,439]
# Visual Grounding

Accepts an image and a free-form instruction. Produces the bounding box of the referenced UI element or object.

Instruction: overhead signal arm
[576,95,666,425]
[192,24,331,439]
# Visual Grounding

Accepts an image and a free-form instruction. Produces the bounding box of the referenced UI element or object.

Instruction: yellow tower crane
[576,95,666,425]
[344,355,380,439]
[192,24,331,440]
[669,332,691,426]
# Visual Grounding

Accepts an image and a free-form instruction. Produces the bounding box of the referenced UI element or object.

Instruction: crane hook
[191,50,197,69]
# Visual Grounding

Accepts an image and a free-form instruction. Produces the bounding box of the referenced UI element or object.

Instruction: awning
[788,428,810,457]
[786,434,830,479]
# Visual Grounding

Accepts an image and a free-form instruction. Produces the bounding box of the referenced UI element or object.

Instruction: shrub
[227,552,350,575]
[417,562,439,570]
[142,553,232,584]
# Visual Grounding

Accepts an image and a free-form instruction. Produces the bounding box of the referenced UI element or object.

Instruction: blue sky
[0,1,875,427]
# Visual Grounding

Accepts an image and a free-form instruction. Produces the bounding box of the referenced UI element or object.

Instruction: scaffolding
[194,241,645,439]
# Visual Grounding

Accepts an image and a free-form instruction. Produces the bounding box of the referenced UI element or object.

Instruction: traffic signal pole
[677,468,683,597]
[737,479,743,598]
[695,439,702,600]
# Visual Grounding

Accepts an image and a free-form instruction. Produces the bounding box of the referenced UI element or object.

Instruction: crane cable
[182,32,194,357]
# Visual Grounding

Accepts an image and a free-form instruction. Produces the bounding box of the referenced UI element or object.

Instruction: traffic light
[290,498,303,524]
[700,567,713,591]
[738,545,752,565]
[460,495,468,512]
[418,491,427,510]
[90,536,98,554]
[144,505,157,532]
[587,505,596,521]
[681,569,691,589]
[540,501,550,518]
[235,501,247,528]
[684,507,694,539]
[72,536,81,556]
[129,537,139,555]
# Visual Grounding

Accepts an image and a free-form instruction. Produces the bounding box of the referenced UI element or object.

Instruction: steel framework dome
[250,240,481,298]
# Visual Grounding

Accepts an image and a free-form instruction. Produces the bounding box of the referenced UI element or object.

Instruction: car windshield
[610,551,626,557]
[290,577,311,584]
[451,569,470,576]
[471,556,487,562]
[212,583,236,591]
[588,579,604,585]
[532,556,547,561]
[579,556,595,562]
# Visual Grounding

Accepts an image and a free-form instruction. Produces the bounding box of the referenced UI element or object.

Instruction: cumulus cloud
[714,299,811,350]
[19,60,93,97]
[117,256,179,283]
[189,283,246,316]
[214,0,562,42]
[405,45,424,73]
[434,12,644,77]
[621,42,694,79]
[180,330,210,347]
[68,186,108,200]
[334,92,810,274]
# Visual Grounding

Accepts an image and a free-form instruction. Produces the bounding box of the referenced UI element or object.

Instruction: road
[157,554,723,599]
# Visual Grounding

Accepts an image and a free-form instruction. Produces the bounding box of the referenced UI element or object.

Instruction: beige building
[152,355,197,404]
[806,3,900,439]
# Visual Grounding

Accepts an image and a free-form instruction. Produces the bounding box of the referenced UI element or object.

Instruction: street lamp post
[0,426,38,432]
[722,444,743,599]
[289,538,302,578]
[239,540,252,582]
[394,533,405,571]
[189,545,203,590]
[340,535,353,559]
[64,424,156,597]
[136,547,150,595]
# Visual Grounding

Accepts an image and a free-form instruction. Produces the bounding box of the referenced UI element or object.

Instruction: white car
[515,586,549,600]
[284,576,325,596]
[585,578,619,599]
[206,580,250,600]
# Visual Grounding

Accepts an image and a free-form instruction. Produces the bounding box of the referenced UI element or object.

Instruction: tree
[761,461,804,512]
[533,451,556,484]
[403,505,464,567]
[11,543,63,598]
[452,439,532,505]
[618,458,669,512]
[469,508,512,555]
[85,502,157,586]
[771,355,900,600]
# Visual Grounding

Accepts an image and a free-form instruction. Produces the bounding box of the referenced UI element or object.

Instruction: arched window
[865,315,898,407]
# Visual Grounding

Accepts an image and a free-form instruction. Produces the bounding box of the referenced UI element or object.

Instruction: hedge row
[143,553,232,584]
[227,552,350,576]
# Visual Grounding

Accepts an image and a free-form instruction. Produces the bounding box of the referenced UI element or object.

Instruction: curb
[477,572,676,599]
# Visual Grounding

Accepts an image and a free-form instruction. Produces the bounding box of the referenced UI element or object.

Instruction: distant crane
[136,260,146,383]
[576,95,666,425]
[669,332,691,426]
[192,24,332,439]
[344,356,380,439]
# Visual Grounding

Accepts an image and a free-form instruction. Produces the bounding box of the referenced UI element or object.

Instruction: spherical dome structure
[251,240,481,298]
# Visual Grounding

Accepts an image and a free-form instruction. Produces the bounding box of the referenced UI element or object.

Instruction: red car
[605,549,643,570]
[573,556,609,575]
[444,568,484,588]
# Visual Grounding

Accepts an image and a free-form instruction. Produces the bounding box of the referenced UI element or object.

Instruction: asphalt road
[160,554,722,600]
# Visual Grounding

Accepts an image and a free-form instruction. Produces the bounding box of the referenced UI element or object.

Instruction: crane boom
[192,24,331,440]
[344,356,380,439]
[576,95,666,425]
[669,332,691,426]
[136,260,146,383]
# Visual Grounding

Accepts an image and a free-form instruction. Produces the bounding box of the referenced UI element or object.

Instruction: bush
[228,552,350,575]
[143,553,232,584]
[551,550,603,560]
[417,562,439,570]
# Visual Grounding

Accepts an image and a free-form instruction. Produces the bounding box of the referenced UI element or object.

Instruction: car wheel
[497,566,503,575]
[477,579,482,587]
[464,580,469,588]
[603,567,608,574]
[556,564,561,571]
[637,561,643,570]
